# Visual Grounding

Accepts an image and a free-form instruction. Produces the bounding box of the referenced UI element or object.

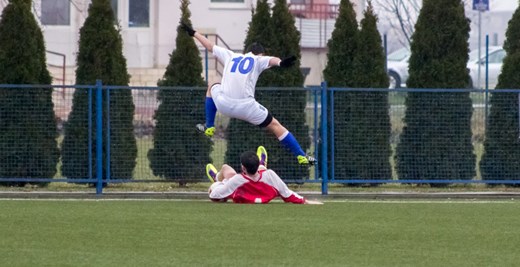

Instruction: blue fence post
[96,80,103,195]
[485,35,490,125]
[320,81,328,195]
[106,87,111,184]
[205,34,209,83]
[88,88,93,180]
[313,87,319,181]
[330,89,335,182]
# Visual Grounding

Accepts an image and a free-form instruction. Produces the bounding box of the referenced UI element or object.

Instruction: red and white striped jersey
[208,169,305,204]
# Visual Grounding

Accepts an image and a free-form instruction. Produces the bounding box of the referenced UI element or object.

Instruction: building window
[41,0,70,25]
[210,0,244,2]
[129,0,150,27]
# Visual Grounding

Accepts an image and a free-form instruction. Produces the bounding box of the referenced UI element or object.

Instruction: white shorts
[211,84,269,126]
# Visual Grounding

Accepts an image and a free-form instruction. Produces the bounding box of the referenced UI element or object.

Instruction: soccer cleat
[206,163,218,183]
[297,155,318,165]
[196,124,215,138]
[257,146,268,168]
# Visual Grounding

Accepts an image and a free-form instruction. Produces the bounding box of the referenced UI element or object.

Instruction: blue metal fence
[1,82,519,194]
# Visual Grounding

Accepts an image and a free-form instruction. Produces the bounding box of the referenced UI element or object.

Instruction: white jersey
[213,45,273,99]
[208,169,305,204]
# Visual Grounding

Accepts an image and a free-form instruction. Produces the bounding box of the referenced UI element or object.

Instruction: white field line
[321,199,520,204]
[0,198,519,204]
[0,198,207,202]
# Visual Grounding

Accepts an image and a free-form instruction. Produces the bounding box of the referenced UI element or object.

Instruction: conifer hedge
[396,0,475,184]
[61,0,136,181]
[480,6,520,183]
[346,1,392,181]
[225,0,309,179]
[321,0,359,180]
[148,0,211,182]
[0,0,59,185]
[225,0,275,170]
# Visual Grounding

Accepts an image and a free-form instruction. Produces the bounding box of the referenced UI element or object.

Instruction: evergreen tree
[225,0,309,179]
[243,0,274,58]
[148,0,211,183]
[353,2,389,89]
[480,6,520,183]
[396,0,474,185]
[345,1,392,181]
[244,0,278,88]
[264,0,308,179]
[323,0,358,88]
[270,0,304,86]
[225,0,275,170]
[321,0,359,180]
[61,0,136,181]
[0,0,59,185]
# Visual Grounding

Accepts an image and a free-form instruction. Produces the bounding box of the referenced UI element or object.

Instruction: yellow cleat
[196,124,215,138]
[257,146,268,168]
[206,163,218,183]
[297,155,317,165]
[204,127,215,137]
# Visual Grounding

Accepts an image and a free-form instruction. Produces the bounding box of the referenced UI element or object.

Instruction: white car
[467,46,505,89]
[386,47,410,89]
[386,46,505,89]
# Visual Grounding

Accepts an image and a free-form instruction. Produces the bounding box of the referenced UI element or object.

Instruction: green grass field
[1,200,519,266]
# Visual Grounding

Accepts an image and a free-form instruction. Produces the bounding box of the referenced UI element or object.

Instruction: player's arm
[265,170,323,204]
[264,170,306,204]
[208,175,243,201]
[268,57,282,67]
[180,22,215,52]
[193,32,214,53]
[304,199,323,205]
[268,55,297,68]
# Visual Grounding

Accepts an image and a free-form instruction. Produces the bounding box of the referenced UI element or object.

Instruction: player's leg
[243,101,317,165]
[219,164,237,181]
[207,164,235,203]
[196,83,219,137]
[206,163,236,182]
[263,117,317,165]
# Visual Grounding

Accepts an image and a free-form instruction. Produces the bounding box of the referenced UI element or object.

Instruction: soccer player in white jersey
[206,146,323,204]
[181,22,316,165]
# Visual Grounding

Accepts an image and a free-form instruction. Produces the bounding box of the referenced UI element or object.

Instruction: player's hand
[181,22,196,37]
[279,55,297,68]
[304,199,323,205]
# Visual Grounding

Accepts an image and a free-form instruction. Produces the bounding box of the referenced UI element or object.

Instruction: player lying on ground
[206,146,323,204]
[181,22,316,165]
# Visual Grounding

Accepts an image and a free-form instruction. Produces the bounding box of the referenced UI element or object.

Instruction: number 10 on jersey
[230,56,254,74]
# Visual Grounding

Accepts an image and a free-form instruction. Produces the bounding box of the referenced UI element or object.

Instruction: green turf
[1,200,519,267]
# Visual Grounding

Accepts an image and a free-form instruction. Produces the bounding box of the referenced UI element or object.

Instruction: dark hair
[246,42,265,55]
[240,151,260,175]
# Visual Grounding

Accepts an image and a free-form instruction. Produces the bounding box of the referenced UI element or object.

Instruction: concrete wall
[301,48,328,86]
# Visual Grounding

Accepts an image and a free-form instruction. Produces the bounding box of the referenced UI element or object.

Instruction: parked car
[386,46,505,89]
[467,46,505,89]
[386,47,410,89]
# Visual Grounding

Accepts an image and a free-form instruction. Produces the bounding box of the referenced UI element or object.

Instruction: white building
[0,0,367,86]
[18,1,520,86]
